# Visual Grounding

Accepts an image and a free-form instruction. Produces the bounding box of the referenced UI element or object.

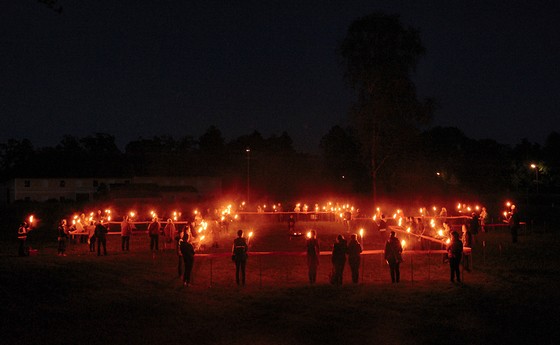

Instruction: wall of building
[2,176,221,204]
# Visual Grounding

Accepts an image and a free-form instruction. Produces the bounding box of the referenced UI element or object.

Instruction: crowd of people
[16,202,524,287]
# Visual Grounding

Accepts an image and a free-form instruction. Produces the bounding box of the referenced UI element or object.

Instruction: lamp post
[246,148,251,205]
[530,163,539,194]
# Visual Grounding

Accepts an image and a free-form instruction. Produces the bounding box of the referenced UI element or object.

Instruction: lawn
[1,220,559,345]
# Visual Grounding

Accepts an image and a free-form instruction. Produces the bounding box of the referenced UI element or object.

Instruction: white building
[2,176,221,204]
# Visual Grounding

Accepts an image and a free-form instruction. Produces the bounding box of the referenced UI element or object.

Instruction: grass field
[1,220,559,345]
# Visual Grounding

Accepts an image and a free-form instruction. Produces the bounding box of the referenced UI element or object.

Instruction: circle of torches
[55,199,487,251]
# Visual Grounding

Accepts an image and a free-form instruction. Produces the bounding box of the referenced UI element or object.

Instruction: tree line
[1,127,559,202]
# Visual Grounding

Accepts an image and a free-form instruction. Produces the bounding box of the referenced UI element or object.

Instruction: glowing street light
[246,147,251,205]
[530,163,539,193]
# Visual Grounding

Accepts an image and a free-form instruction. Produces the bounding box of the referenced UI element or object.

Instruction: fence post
[411,253,414,283]
[210,258,213,287]
[471,247,474,271]
[361,255,365,283]
[461,256,464,283]
[427,251,431,281]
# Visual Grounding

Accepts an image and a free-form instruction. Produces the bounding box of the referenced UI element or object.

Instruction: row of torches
[62,206,251,246]
[26,200,515,249]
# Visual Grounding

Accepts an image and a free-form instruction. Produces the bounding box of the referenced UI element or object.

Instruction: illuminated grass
[1,222,559,345]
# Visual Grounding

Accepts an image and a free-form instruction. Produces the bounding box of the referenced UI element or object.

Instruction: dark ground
[1,221,559,345]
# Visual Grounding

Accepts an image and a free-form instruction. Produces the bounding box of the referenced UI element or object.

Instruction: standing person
[461,224,472,272]
[57,219,69,256]
[384,231,403,283]
[95,210,103,223]
[441,222,452,263]
[18,221,30,257]
[305,230,320,284]
[479,207,489,233]
[95,221,108,256]
[276,203,284,222]
[347,233,363,284]
[508,205,521,244]
[163,218,176,250]
[183,221,194,244]
[443,221,452,238]
[232,230,248,286]
[416,217,427,249]
[377,215,387,232]
[148,217,161,256]
[179,231,195,286]
[470,212,480,243]
[79,213,88,243]
[439,207,448,227]
[460,224,473,272]
[447,231,463,283]
[69,218,85,243]
[331,235,347,285]
[287,215,296,233]
[176,230,184,277]
[120,216,132,251]
[343,210,352,232]
[87,221,96,252]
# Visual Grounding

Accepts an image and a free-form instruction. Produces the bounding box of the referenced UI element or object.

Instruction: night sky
[2,1,559,153]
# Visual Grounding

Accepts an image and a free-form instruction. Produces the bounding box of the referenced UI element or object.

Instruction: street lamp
[246,148,251,204]
[530,163,539,193]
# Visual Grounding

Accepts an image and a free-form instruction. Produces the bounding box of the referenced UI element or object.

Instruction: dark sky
[2,1,559,153]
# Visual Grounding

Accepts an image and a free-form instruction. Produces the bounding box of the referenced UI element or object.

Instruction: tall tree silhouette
[339,12,433,203]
